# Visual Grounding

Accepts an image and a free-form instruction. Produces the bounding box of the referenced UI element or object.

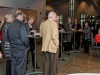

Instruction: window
[57,15,63,24]
[80,14,94,28]
[69,0,74,19]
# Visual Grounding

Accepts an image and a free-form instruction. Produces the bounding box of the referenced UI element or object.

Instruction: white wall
[0,8,15,23]
[46,0,69,24]
[0,0,46,27]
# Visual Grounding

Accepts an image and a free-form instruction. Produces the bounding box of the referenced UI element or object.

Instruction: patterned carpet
[57,52,100,75]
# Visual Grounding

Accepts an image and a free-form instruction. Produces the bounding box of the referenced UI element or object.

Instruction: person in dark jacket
[80,21,91,53]
[56,19,65,58]
[64,17,73,55]
[7,10,30,75]
[72,19,82,50]
[25,16,40,69]
[1,14,13,75]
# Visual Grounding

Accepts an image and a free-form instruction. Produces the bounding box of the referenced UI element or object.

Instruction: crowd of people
[58,16,100,56]
[0,10,40,75]
[0,10,59,75]
[0,10,100,75]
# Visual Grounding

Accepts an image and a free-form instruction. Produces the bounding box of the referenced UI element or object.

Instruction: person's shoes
[76,48,79,50]
[65,51,68,55]
[83,51,86,53]
[65,51,71,55]
[67,53,71,55]
[81,45,83,48]
[65,52,71,55]
[36,66,40,69]
[85,52,89,53]
[59,56,61,58]
[33,70,35,71]
[33,66,40,69]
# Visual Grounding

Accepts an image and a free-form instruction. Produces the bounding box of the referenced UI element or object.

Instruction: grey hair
[48,11,56,19]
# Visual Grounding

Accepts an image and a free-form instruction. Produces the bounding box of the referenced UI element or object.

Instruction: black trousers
[97,43,100,46]
[75,35,80,50]
[27,51,38,68]
[11,51,27,75]
[6,60,11,75]
[84,40,90,53]
[59,34,61,58]
[27,38,38,68]
[64,42,72,51]
[73,33,80,50]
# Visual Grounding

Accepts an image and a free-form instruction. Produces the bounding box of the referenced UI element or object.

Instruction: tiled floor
[0,43,100,75]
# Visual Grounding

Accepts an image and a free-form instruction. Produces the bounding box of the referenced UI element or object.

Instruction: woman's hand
[31,30,36,33]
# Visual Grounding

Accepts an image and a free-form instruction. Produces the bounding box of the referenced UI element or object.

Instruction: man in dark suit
[7,10,30,75]
[72,19,82,50]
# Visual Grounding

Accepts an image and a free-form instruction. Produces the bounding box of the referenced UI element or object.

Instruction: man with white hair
[40,11,59,75]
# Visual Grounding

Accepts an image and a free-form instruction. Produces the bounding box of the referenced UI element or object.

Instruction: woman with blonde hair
[1,14,13,75]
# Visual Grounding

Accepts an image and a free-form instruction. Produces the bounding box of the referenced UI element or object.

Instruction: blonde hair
[4,14,13,22]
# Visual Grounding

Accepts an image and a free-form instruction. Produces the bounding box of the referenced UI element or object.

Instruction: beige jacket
[39,19,59,53]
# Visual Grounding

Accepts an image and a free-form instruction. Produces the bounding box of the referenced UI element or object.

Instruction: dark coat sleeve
[78,24,81,30]
[20,25,29,48]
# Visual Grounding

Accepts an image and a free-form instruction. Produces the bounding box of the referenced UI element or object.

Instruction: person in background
[95,29,100,46]
[72,19,82,50]
[64,17,73,55]
[0,20,2,58]
[56,19,64,58]
[25,16,40,69]
[0,20,2,30]
[93,16,100,37]
[0,20,2,50]
[0,52,2,58]
[80,21,91,53]
[1,14,13,75]
[7,10,30,75]
[40,11,59,75]
[23,14,27,23]
[40,15,47,23]
[0,20,1,24]
[87,18,91,28]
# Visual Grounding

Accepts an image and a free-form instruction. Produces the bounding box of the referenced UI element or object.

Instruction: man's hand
[56,46,59,48]
[71,28,75,31]
[0,52,2,58]
[79,29,82,31]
